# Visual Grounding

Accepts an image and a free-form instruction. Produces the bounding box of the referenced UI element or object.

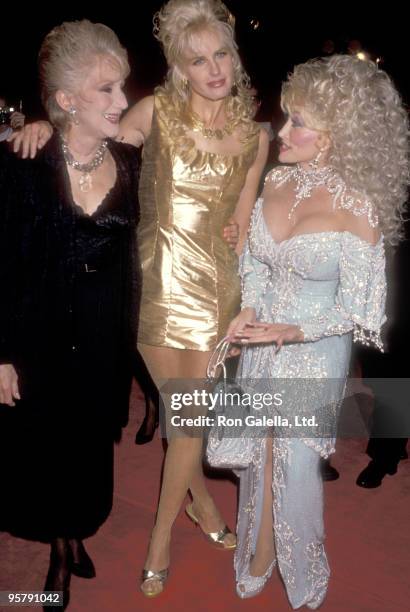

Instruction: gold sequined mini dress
[137,89,260,350]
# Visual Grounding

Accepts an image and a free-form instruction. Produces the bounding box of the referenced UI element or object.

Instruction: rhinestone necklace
[288,164,337,220]
[265,163,379,228]
[61,138,108,192]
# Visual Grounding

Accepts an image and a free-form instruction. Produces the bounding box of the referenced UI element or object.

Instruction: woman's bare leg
[249,439,275,576]
[138,344,235,595]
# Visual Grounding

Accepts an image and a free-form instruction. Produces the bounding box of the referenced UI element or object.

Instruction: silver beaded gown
[231,168,386,609]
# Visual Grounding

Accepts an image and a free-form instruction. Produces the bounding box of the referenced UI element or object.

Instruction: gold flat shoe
[185,503,236,550]
[140,568,169,598]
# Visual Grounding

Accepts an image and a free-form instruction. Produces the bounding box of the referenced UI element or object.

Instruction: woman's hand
[226,308,256,356]
[0,364,20,406]
[233,322,304,353]
[222,218,239,250]
[8,120,53,158]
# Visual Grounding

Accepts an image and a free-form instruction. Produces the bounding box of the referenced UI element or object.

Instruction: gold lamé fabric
[137,90,260,350]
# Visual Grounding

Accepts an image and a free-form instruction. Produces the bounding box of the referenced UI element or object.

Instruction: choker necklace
[61,138,108,192]
[186,109,236,140]
[265,162,379,228]
[288,164,336,220]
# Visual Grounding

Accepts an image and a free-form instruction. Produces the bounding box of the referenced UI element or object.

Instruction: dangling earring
[231,83,238,97]
[309,149,324,171]
[68,106,79,125]
[182,78,189,93]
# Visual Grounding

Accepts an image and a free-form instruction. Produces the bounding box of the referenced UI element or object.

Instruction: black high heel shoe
[43,540,72,611]
[135,395,159,445]
[69,539,96,579]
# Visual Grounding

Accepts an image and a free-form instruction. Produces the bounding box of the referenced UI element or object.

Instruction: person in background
[0,94,25,143]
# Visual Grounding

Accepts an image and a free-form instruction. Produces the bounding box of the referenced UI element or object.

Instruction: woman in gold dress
[118,0,269,597]
[9,0,269,597]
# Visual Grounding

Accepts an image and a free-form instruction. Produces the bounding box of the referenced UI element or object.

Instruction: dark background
[1,0,408,133]
[1,4,410,372]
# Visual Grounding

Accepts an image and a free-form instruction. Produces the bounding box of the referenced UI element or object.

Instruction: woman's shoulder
[118,95,154,145]
[264,164,294,186]
[339,210,382,247]
[331,180,381,245]
[153,86,174,114]
[236,117,260,148]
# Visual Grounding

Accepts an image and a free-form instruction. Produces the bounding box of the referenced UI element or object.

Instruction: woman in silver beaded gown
[216,55,409,608]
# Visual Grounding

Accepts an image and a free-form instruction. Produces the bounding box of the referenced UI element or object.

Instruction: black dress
[0,134,140,541]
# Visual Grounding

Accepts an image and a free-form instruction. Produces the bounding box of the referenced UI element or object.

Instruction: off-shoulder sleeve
[300,232,386,351]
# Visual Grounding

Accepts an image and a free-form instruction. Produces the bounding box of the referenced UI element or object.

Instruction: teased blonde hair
[39,20,129,132]
[281,55,410,245]
[153,0,256,131]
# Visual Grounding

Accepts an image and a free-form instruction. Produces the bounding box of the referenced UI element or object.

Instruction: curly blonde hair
[153,0,256,132]
[39,20,129,132]
[281,55,410,245]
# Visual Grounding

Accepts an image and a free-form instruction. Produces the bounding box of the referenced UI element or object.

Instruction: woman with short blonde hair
[0,20,140,609]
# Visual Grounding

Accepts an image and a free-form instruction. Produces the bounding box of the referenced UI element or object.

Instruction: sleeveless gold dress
[137,89,260,351]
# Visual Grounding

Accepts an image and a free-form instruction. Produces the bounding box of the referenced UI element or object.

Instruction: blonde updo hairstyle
[38,19,129,132]
[153,0,256,130]
[281,55,410,245]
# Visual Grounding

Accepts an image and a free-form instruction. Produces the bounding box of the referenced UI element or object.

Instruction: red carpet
[1,381,409,611]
